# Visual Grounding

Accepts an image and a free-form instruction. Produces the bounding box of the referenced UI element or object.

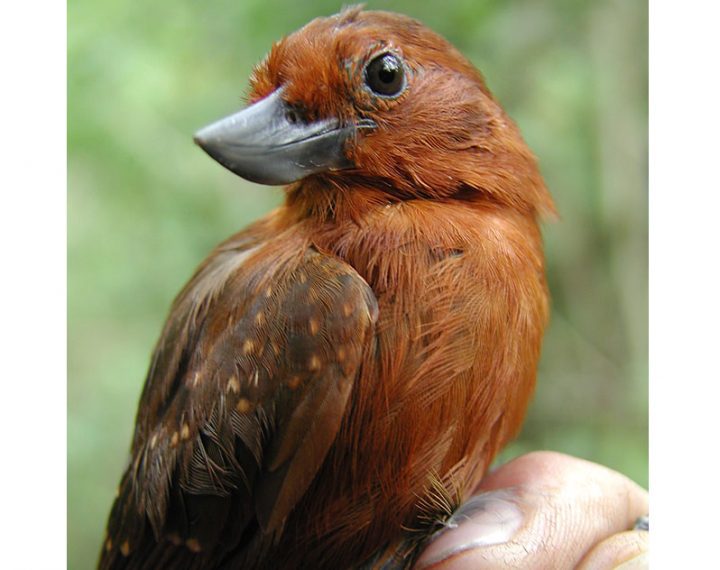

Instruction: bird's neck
[282,178,395,225]
[276,187,543,303]
[281,176,505,227]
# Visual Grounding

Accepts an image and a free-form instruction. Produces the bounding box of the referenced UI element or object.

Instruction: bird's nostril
[286,109,299,124]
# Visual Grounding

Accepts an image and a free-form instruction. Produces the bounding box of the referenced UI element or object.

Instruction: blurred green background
[68,0,647,567]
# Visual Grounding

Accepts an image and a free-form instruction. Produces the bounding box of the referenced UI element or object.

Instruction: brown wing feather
[99,226,378,569]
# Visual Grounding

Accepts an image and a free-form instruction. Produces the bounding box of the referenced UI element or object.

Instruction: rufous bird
[99,7,554,569]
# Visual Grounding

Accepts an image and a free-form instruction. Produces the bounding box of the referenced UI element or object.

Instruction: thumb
[415,452,648,570]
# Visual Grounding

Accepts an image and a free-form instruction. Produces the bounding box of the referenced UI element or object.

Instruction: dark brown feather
[100,219,378,568]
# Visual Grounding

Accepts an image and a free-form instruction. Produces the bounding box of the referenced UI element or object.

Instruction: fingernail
[415,489,523,569]
[633,515,649,532]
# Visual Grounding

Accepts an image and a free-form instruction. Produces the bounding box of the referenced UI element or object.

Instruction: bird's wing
[101,232,378,566]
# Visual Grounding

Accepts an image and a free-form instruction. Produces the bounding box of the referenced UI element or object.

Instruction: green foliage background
[68,0,648,567]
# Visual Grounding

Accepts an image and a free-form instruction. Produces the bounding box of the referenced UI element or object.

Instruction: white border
[0,1,67,568]
[650,0,719,566]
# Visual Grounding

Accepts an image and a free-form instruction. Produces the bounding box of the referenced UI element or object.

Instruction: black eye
[364,53,406,97]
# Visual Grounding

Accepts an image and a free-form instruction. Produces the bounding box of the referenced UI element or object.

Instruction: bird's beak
[194,88,375,185]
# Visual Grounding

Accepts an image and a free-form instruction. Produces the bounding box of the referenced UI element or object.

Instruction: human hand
[415,451,648,569]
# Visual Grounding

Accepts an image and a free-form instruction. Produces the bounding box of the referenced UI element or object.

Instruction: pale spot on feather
[251,368,260,386]
[186,538,202,553]
[298,271,307,283]
[242,339,255,355]
[190,372,200,387]
[254,311,265,326]
[309,317,320,335]
[236,398,252,413]
[337,345,347,362]
[265,286,273,298]
[287,376,301,390]
[309,354,322,371]
[105,538,112,552]
[120,541,130,557]
[181,424,190,440]
[149,433,158,449]
[271,342,280,356]
[227,375,240,393]
[342,302,353,317]
[170,432,179,446]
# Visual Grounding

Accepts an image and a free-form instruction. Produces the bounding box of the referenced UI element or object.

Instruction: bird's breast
[286,200,548,563]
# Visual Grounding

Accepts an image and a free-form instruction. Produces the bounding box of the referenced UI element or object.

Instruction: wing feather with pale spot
[99,226,378,569]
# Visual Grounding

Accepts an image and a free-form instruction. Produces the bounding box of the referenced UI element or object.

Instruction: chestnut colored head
[196,7,554,216]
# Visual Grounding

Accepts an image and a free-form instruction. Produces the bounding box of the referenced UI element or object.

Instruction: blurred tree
[68,1,647,568]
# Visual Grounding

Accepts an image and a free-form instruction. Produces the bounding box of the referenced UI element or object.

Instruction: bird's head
[195,7,554,217]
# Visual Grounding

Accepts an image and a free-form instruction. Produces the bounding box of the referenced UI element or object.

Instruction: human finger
[415,451,648,569]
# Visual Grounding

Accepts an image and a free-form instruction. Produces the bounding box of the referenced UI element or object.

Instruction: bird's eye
[364,53,406,98]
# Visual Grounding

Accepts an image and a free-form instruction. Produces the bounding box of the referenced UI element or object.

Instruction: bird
[99,7,554,569]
